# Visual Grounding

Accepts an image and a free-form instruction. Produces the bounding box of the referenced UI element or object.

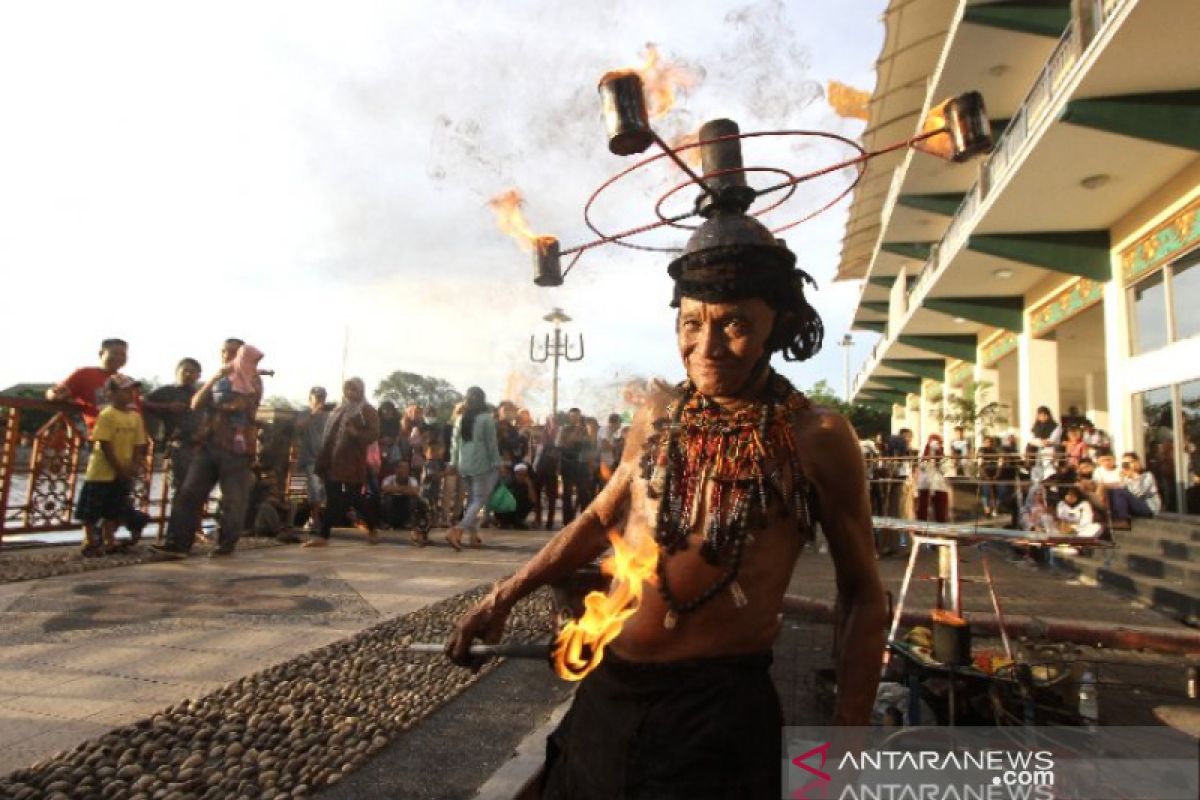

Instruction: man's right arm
[46,369,80,401]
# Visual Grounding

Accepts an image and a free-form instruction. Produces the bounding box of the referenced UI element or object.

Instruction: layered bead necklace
[644,370,812,629]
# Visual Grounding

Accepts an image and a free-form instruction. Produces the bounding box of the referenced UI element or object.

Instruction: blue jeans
[980,482,996,511]
[458,469,499,533]
[1106,488,1153,521]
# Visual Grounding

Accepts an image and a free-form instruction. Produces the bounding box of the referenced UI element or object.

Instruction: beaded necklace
[644,370,811,629]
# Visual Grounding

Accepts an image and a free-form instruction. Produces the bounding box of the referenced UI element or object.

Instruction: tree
[803,379,891,440]
[931,379,1008,434]
[263,395,297,411]
[374,371,463,416]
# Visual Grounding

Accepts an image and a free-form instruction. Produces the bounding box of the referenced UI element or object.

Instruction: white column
[941,371,963,444]
[974,365,1001,438]
[906,394,922,442]
[1019,334,1060,446]
[1102,278,1129,455]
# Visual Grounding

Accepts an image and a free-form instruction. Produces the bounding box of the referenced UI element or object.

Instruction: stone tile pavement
[0,528,553,777]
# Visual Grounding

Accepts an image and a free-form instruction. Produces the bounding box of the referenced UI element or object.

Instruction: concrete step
[1075,544,1200,586]
[1055,555,1200,623]
[1107,534,1200,564]
[1128,516,1200,542]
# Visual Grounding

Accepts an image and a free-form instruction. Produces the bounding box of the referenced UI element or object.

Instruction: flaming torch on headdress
[488,188,562,286]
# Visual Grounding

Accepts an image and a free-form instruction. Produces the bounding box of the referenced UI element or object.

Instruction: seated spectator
[949,426,971,477]
[1106,454,1161,529]
[1056,486,1101,542]
[977,436,1000,517]
[1063,425,1088,467]
[249,472,294,540]
[1029,406,1062,450]
[494,463,536,529]
[380,461,421,536]
[1083,424,1109,459]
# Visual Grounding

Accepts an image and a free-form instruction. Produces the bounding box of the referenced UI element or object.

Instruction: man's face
[568,410,582,426]
[177,363,200,387]
[100,344,127,372]
[343,381,364,403]
[110,385,134,408]
[309,393,326,411]
[677,296,775,399]
[1099,455,1115,471]
[395,463,410,480]
[220,341,240,365]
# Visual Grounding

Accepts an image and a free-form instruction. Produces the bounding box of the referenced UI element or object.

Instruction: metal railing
[850,0,1134,400]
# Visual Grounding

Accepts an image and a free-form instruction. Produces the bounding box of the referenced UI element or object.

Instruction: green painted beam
[853,321,887,333]
[873,375,923,395]
[861,302,890,314]
[967,231,1111,281]
[924,296,1024,332]
[881,242,933,261]
[897,193,966,217]
[860,390,907,405]
[1060,91,1200,152]
[898,334,978,363]
[991,118,1012,138]
[882,358,946,382]
[962,1,1071,38]
[868,276,896,288]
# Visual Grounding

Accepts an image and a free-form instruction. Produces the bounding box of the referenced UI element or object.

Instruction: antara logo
[791,740,833,799]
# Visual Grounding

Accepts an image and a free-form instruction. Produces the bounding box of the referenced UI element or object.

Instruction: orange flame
[913,97,954,160]
[667,130,703,170]
[620,43,699,119]
[487,188,556,253]
[552,531,659,681]
[827,80,871,121]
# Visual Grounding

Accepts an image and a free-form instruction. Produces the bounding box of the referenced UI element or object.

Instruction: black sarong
[542,651,782,800]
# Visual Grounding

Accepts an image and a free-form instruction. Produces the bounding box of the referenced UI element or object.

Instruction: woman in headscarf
[306,377,380,548]
[447,386,501,550]
[916,433,951,522]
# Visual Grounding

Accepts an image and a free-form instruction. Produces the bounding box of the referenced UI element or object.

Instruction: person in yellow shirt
[75,375,147,556]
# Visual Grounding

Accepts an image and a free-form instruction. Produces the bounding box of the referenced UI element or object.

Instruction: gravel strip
[0,538,285,586]
[0,584,553,800]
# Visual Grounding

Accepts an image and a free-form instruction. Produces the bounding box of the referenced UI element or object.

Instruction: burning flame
[553,531,659,681]
[913,97,955,160]
[827,80,871,121]
[487,188,556,253]
[667,130,703,170]
[620,43,699,119]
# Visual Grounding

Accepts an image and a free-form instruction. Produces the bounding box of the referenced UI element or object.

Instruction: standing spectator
[447,387,501,550]
[948,426,971,477]
[294,387,330,532]
[1106,454,1161,529]
[75,375,147,556]
[1029,406,1062,449]
[916,434,950,523]
[305,378,380,547]
[46,338,140,431]
[877,428,913,555]
[531,418,561,530]
[496,401,527,467]
[557,408,592,526]
[377,401,402,469]
[143,358,202,497]
[977,435,1000,517]
[153,338,261,558]
[419,440,447,536]
[598,413,624,485]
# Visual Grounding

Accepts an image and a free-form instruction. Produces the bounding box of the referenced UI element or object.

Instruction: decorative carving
[980,331,1018,368]
[1029,277,1103,338]
[1121,196,1200,285]
[25,413,83,529]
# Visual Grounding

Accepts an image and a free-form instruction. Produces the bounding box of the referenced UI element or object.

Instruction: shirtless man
[448,206,886,798]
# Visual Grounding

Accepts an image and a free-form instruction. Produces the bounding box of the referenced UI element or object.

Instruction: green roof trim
[968,230,1112,281]
[963,1,1071,38]
[897,193,966,217]
[924,296,1025,332]
[898,334,978,363]
[881,242,934,261]
[1061,90,1200,152]
[882,359,946,382]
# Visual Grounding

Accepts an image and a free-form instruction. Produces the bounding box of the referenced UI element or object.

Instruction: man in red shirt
[46,338,141,431]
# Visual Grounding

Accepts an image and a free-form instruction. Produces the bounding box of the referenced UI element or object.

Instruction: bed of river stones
[0,539,283,585]
[0,585,557,800]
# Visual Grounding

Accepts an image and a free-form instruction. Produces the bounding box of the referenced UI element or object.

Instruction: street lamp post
[838,333,855,402]
[530,308,585,417]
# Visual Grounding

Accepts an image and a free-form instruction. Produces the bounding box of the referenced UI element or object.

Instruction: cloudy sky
[0,0,885,415]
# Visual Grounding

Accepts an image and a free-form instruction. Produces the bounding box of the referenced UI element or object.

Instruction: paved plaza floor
[0,528,554,777]
[1,528,1197,787]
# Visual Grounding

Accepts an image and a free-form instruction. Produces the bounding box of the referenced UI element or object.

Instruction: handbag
[487,482,518,514]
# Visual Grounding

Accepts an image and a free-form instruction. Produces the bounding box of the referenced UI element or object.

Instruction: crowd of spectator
[859,404,1163,559]
[43,338,629,559]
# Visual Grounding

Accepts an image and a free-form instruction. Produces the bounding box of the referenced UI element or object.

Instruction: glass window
[1130,271,1169,354]
[1137,387,1177,513]
[1183,380,1200,516]
[1171,249,1200,342]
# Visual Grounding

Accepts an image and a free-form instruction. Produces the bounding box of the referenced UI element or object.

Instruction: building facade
[841,0,1199,515]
